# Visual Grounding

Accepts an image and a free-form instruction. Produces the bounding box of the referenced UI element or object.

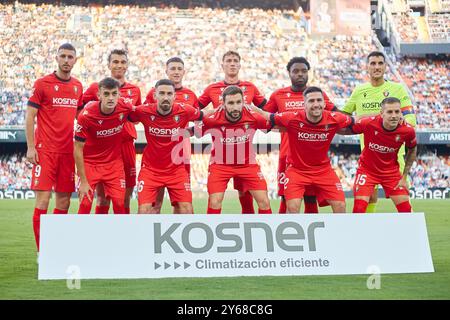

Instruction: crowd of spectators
[2,152,447,193]
[393,56,449,129]
[427,14,450,41]
[392,12,420,42]
[0,3,448,130]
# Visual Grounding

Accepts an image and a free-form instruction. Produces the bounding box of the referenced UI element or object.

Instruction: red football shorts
[31,151,75,193]
[121,139,136,188]
[138,165,192,205]
[278,156,327,205]
[284,166,345,202]
[208,164,267,194]
[83,160,126,200]
[353,168,409,198]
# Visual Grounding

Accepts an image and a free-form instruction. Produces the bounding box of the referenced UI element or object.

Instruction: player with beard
[264,57,337,213]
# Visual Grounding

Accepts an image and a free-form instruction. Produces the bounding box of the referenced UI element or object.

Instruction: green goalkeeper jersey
[342,80,417,172]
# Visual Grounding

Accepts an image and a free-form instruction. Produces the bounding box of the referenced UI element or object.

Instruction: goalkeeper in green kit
[342,51,417,213]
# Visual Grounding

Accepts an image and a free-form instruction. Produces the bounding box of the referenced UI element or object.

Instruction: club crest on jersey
[242,86,246,92]
[174,115,180,122]
[299,122,304,128]
[374,130,378,135]
[244,123,249,130]
[221,126,226,131]
[74,86,78,94]
[383,91,390,97]
[119,113,124,121]
[128,89,132,96]
[363,92,367,98]
[150,115,155,121]
[98,120,103,125]
[287,92,291,97]
[395,135,401,142]
[184,94,189,101]
[54,85,59,91]
[324,124,329,131]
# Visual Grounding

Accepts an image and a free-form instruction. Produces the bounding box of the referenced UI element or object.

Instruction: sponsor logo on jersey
[220,134,250,144]
[368,142,396,153]
[52,97,78,107]
[148,126,180,136]
[297,132,330,141]
[361,102,381,109]
[285,101,304,109]
[96,123,125,137]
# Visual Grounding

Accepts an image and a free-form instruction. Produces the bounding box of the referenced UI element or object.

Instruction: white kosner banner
[38,213,434,280]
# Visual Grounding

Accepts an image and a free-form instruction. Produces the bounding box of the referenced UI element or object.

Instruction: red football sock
[258,208,272,214]
[304,201,319,214]
[279,199,287,214]
[353,199,369,213]
[78,197,92,215]
[207,207,221,214]
[95,205,109,214]
[33,208,47,251]
[396,201,412,213]
[53,208,68,214]
[239,192,255,214]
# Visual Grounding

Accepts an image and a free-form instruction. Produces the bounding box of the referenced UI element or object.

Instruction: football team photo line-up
[26,43,417,250]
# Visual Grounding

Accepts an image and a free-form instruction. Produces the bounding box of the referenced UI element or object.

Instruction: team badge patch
[383,91,390,97]
[128,89,132,96]
[299,122,304,128]
[98,120,103,125]
[54,85,59,91]
[287,92,291,97]
[242,86,246,92]
[119,113,124,121]
[324,124,329,131]
[150,115,155,121]
[74,86,78,94]
[395,135,401,142]
[174,115,180,122]
[184,94,189,101]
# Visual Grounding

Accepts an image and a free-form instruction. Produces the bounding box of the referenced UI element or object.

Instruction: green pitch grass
[0,199,449,300]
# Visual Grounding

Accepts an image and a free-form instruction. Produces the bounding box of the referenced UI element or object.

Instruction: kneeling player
[196,86,273,214]
[344,97,417,213]
[74,77,133,214]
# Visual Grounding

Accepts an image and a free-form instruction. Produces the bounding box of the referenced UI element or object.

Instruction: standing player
[82,49,141,214]
[252,87,354,213]
[74,78,134,214]
[196,51,267,214]
[340,98,417,213]
[25,43,83,252]
[264,57,337,214]
[195,86,272,214]
[129,79,205,214]
[342,51,417,213]
[144,57,198,213]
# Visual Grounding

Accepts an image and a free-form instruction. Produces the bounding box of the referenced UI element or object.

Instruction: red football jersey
[264,86,336,158]
[74,100,134,165]
[145,86,198,107]
[351,115,417,177]
[129,103,202,172]
[82,81,142,140]
[199,107,272,165]
[197,81,266,109]
[274,110,353,173]
[28,72,83,154]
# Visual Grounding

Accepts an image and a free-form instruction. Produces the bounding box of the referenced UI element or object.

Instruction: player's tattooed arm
[396,145,417,190]
[74,140,93,202]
